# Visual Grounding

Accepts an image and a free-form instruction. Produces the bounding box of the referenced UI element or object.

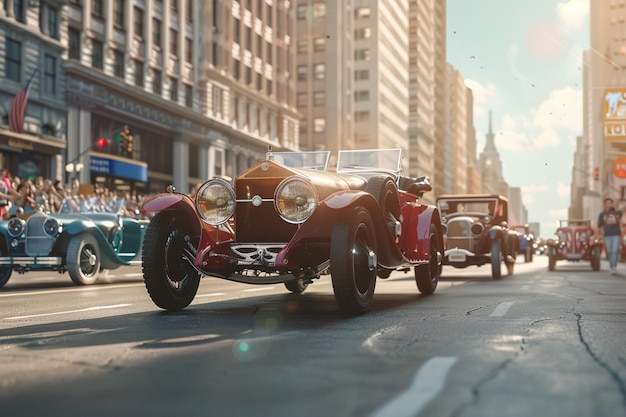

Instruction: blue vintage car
[0,196,148,287]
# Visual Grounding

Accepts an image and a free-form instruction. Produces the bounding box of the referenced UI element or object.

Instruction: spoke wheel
[590,246,601,271]
[414,223,441,295]
[142,212,201,311]
[67,234,101,285]
[331,206,378,315]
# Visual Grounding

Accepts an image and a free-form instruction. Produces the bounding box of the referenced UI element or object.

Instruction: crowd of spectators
[0,168,150,220]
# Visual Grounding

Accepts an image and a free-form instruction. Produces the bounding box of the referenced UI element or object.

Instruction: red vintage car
[141,148,443,315]
[546,219,603,271]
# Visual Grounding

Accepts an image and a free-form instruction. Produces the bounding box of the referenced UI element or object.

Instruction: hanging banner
[604,88,626,141]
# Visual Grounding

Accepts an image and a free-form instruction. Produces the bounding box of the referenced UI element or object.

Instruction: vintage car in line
[546,219,603,271]
[436,194,518,279]
[0,196,148,287]
[141,148,444,316]
[511,224,535,263]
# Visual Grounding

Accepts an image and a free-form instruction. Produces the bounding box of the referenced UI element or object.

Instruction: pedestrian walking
[597,197,623,274]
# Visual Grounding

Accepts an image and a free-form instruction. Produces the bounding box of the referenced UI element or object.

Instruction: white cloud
[495,129,530,152]
[557,181,570,197]
[532,128,561,149]
[464,79,497,119]
[521,184,550,205]
[548,208,568,219]
[531,87,583,133]
[556,0,590,31]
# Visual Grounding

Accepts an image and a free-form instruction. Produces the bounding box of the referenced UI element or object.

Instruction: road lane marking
[242,287,276,292]
[490,301,514,317]
[4,304,132,320]
[521,285,529,290]
[370,356,458,417]
[0,283,145,298]
[195,292,226,298]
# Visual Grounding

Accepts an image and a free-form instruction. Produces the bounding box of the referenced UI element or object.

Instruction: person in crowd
[597,197,623,275]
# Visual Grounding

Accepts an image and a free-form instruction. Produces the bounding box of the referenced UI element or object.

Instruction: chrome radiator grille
[25,216,56,256]
[446,219,474,251]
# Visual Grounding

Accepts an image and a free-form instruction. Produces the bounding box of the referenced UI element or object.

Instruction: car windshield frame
[267,151,331,171]
[335,148,403,178]
[437,196,501,219]
[59,196,126,214]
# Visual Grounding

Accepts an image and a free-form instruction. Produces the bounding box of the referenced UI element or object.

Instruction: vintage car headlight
[7,217,25,237]
[43,217,60,236]
[274,177,318,224]
[196,178,236,226]
[471,222,485,235]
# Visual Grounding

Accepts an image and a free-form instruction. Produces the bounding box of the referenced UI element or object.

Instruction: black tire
[67,234,101,285]
[524,247,532,263]
[365,176,401,222]
[142,212,201,311]
[590,246,601,271]
[491,239,502,280]
[330,206,378,315]
[284,279,308,294]
[548,248,556,271]
[414,223,441,295]
[0,266,12,287]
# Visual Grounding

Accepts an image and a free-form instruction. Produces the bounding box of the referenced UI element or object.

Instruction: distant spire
[488,111,492,134]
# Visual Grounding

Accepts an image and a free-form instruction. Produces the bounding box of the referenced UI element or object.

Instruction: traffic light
[95,137,110,149]
[121,127,133,155]
[594,167,599,182]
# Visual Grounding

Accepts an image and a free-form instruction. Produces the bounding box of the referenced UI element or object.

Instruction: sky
[446,0,590,237]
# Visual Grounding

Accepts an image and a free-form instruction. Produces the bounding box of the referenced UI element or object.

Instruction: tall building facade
[448,63,468,195]
[0,0,67,181]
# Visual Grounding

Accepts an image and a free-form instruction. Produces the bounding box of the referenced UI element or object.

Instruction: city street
[1,255,625,417]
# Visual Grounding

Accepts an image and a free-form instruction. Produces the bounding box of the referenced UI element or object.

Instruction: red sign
[613,156,626,178]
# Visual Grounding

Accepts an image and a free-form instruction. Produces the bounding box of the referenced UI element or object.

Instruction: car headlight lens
[274,177,318,224]
[7,217,25,237]
[471,222,485,235]
[43,218,60,237]
[196,178,236,226]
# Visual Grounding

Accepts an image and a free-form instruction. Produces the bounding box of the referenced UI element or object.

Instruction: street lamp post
[65,162,84,188]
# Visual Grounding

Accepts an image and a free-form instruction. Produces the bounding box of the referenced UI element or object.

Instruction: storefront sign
[604,88,626,141]
[613,156,626,178]
[90,155,148,182]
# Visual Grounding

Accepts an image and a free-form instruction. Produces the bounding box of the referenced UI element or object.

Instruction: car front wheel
[491,239,502,280]
[414,223,441,295]
[142,212,201,311]
[67,234,101,285]
[330,206,378,316]
[0,266,12,287]
[590,246,601,271]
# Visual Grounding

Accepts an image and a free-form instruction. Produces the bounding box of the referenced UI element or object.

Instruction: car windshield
[59,196,126,214]
[437,197,500,218]
[336,148,403,177]
[268,151,331,171]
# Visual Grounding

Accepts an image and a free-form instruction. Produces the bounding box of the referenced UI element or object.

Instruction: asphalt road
[0,255,625,417]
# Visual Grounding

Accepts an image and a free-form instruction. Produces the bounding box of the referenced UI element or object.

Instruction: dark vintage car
[511,224,535,263]
[0,196,148,287]
[546,219,603,271]
[141,148,444,315]
[436,194,518,279]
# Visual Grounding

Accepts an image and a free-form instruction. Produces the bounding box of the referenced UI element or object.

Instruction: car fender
[276,191,407,268]
[142,193,198,219]
[399,203,442,262]
[59,227,128,269]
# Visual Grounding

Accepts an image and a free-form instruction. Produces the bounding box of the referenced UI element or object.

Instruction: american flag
[8,70,37,134]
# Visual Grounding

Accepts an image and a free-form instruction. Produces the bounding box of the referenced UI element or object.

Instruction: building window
[355,7,371,19]
[152,19,162,47]
[114,0,125,29]
[297,40,307,54]
[169,77,178,102]
[69,28,81,60]
[297,92,307,107]
[256,72,263,91]
[355,49,370,61]
[313,117,326,133]
[313,91,325,106]
[5,38,21,82]
[234,19,241,44]
[355,28,371,40]
[355,90,369,101]
[134,60,144,87]
[245,66,252,85]
[185,38,193,63]
[14,0,25,23]
[212,85,222,115]
[93,0,104,18]
[40,6,60,39]
[186,0,193,21]
[170,0,178,14]
[92,39,104,70]
[296,4,306,20]
[355,111,370,122]
[185,84,193,107]
[134,7,144,38]
[212,41,219,66]
[153,70,162,95]
[170,29,178,56]
[313,37,325,52]
[43,54,56,94]
[313,63,325,80]
[355,69,369,80]
[313,2,326,19]
[233,59,241,80]
[297,65,307,81]
[113,50,125,78]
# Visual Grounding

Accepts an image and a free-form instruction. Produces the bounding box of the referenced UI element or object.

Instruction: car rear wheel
[491,239,502,280]
[548,247,557,271]
[142,212,201,311]
[590,246,601,271]
[284,279,308,294]
[414,223,441,295]
[331,206,377,316]
[0,266,12,287]
[67,234,101,285]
